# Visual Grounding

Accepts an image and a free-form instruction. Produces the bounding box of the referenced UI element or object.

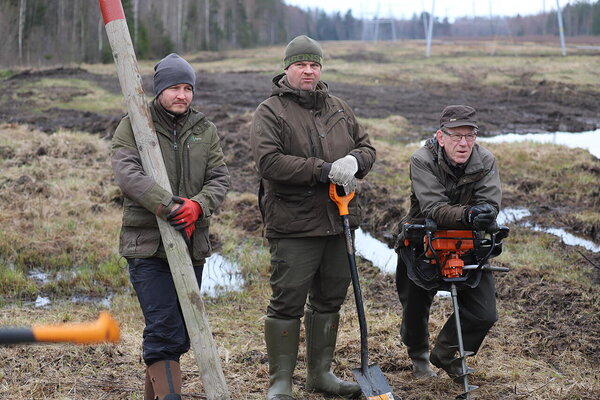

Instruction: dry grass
[1,39,600,399]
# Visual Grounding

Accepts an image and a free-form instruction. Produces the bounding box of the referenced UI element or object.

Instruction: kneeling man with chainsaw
[251,35,376,399]
[394,105,502,385]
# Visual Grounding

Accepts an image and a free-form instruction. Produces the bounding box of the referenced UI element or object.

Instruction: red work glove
[167,196,202,243]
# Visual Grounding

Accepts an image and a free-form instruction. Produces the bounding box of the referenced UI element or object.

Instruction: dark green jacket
[399,137,501,234]
[111,101,230,263]
[251,74,376,238]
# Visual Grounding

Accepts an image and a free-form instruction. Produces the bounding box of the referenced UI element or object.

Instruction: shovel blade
[352,363,396,400]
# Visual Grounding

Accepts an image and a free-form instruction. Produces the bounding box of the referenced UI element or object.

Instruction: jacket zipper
[325,109,344,126]
[173,128,180,194]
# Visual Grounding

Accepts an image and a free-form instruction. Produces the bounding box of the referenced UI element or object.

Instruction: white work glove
[328,155,358,187]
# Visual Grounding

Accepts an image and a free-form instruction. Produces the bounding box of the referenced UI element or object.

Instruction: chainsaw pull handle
[329,183,355,216]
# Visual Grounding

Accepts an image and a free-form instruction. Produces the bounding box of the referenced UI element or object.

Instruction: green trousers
[266,235,352,319]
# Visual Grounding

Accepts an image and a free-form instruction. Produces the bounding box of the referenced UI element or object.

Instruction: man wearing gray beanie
[251,35,376,400]
[111,53,230,400]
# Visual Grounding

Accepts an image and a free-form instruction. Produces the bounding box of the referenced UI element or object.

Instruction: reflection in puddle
[201,253,244,297]
[478,129,600,159]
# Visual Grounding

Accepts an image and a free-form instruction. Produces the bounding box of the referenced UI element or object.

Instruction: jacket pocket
[265,186,317,234]
[119,226,161,257]
[191,226,212,260]
[184,139,209,193]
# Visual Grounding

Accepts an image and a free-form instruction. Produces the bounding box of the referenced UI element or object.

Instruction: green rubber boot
[265,317,301,400]
[304,310,361,398]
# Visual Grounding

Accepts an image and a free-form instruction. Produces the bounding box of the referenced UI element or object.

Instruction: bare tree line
[1,0,599,67]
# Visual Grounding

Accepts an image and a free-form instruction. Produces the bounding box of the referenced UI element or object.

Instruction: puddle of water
[70,295,112,308]
[478,129,600,159]
[201,253,244,297]
[35,296,51,307]
[498,207,600,253]
[525,223,600,253]
[28,269,50,284]
[496,208,531,225]
[355,228,397,274]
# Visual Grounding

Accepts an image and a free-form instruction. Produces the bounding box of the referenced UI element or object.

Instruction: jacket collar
[150,100,205,136]
[270,73,329,110]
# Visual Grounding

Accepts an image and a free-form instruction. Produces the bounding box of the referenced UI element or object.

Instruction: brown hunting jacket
[111,100,230,263]
[251,74,376,238]
[397,137,501,242]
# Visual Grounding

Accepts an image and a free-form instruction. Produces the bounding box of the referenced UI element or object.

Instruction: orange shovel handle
[31,311,120,344]
[329,182,355,216]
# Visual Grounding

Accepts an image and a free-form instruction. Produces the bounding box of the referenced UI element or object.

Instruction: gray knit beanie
[283,35,323,69]
[153,53,196,97]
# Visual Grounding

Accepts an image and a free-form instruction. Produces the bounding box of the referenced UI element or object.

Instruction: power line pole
[426,0,435,57]
[556,0,567,56]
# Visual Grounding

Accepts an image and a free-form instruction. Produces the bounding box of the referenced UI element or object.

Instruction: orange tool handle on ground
[1,311,120,345]
[329,183,355,216]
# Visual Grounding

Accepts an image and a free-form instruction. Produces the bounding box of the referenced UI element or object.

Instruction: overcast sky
[284,0,563,21]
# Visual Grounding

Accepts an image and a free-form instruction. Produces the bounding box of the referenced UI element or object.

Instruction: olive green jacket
[251,74,376,238]
[111,101,230,262]
[398,137,501,236]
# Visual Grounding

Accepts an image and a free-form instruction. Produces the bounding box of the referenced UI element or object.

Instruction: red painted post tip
[99,0,126,25]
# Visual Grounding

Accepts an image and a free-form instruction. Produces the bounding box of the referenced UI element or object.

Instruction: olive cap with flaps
[283,35,323,69]
[153,53,196,97]
[440,105,478,129]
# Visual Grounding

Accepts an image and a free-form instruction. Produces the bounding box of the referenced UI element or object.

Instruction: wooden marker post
[97,1,230,398]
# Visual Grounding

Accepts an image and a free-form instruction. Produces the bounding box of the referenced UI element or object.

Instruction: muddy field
[1,41,600,400]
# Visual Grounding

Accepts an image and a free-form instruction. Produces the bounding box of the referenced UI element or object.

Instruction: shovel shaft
[342,214,370,373]
[0,311,120,345]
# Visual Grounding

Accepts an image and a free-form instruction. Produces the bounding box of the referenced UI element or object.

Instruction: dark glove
[167,196,202,241]
[464,203,497,231]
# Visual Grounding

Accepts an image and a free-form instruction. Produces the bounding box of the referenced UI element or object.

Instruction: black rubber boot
[147,360,182,400]
[304,309,361,398]
[407,346,437,379]
[265,317,301,400]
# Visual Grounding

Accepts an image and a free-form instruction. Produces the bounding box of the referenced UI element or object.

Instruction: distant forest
[2,0,600,66]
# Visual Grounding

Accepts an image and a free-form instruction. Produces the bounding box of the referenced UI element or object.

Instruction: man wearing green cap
[251,35,376,399]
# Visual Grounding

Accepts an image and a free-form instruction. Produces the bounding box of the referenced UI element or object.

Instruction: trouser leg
[432,272,498,380]
[396,256,438,377]
[129,257,203,398]
[435,272,498,355]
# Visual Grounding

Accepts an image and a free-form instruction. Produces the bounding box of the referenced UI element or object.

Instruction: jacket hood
[270,73,329,109]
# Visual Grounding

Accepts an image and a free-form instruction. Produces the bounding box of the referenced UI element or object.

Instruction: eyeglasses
[443,129,478,143]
